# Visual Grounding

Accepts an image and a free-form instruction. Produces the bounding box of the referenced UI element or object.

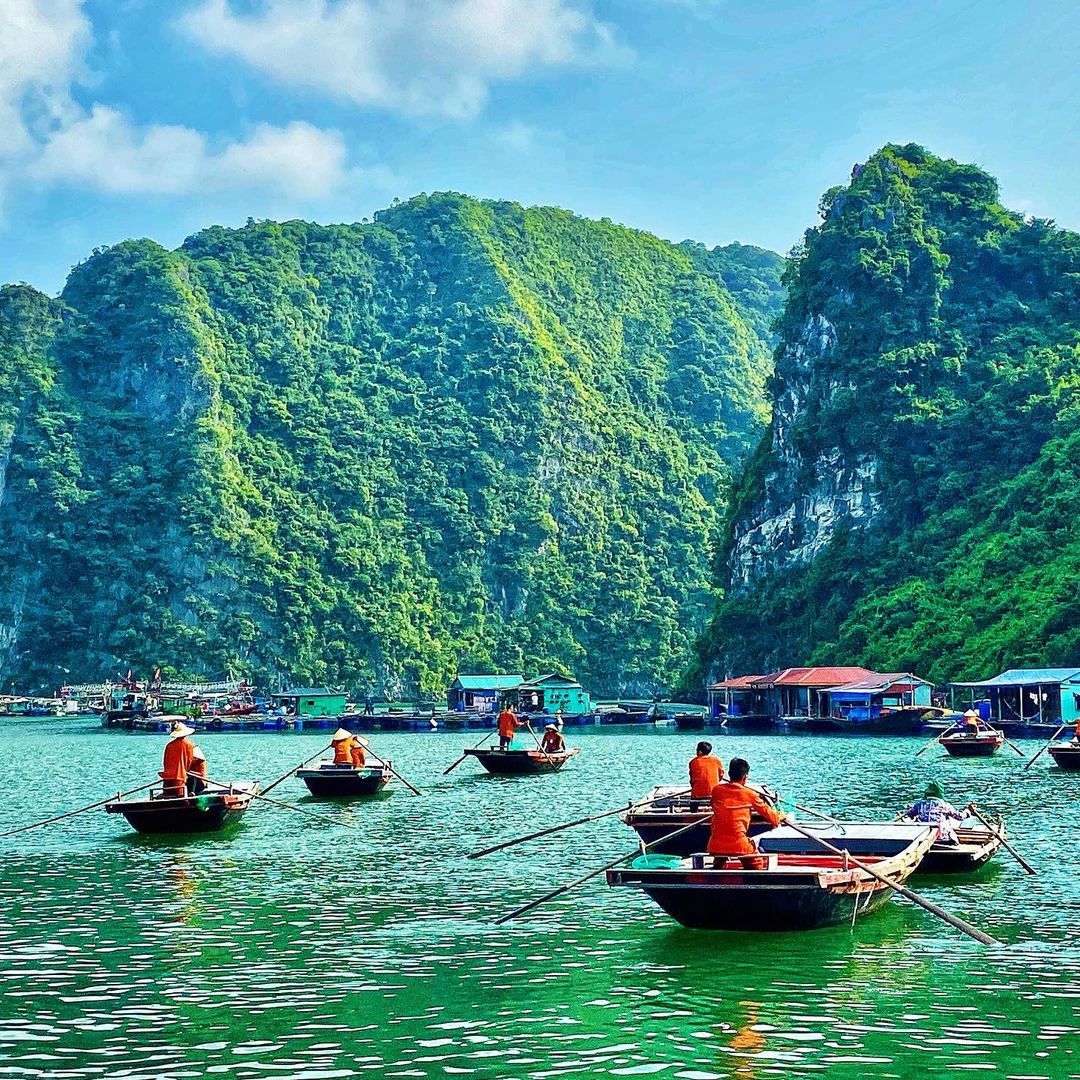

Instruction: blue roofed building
[950,668,1080,728]
[447,675,524,714]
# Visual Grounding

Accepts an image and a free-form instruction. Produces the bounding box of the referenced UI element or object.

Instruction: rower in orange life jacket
[688,741,724,799]
[160,721,197,799]
[497,706,522,751]
[540,723,565,753]
[707,756,785,870]
[188,745,208,795]
[350,735,368,767]
[331,728,357,765]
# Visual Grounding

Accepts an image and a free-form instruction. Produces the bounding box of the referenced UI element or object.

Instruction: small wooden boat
[607,824,936,931]
[940,730,1005,757]
[1048,743,1080,770]
[623,785,777,854]
[915,824,1003,874]
[105,782,259,834]
[297,762,391,796]
[463,747,580,774]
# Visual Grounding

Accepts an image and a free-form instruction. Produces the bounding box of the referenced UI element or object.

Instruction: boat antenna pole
[966,802,1037,875]
[0,781,157,837]
[469,787,693,859]
[493,813,708,925]
[1024,723,1067,770]
[782,819,1000,945]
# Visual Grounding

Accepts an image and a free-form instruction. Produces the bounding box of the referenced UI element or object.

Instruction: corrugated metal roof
[519,672,582,689]
[276,687,341,697]
[952,668,1080,688]
[823,673,930,694]
[759,666,881,688]
[452,675,524,691]
[708,675,764,690]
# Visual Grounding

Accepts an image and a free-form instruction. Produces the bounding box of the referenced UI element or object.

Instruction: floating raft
[104,782,259,834]
[297,762,391,797]
[607,824,936,931]
[462,747,580,774]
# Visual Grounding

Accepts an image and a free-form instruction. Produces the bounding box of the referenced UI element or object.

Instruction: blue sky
[3,0,1079,294]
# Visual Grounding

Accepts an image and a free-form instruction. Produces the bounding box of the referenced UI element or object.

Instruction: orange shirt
[688,754,724,798]
[497,710,521,739]
[189,758,208,779]
[707,781,782,856]
[161,738,195,782]
[350,744,366,767]
[333,738,355,765]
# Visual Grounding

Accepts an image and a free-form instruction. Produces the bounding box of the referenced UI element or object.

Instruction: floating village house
[950,668,1080,727]
[707,676,767,719]
[515,673,592,717]
[272,687,348,719]
[820,673,932,721]
[447,675,524,714]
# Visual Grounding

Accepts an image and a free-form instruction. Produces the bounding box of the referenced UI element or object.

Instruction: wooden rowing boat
[296,762,391,796]
[463,747,580,774]
[606,824,936,931]
[940,731,1004,757]
[914,824,1002,874]
[1048,744,1080,770]
[104,782,259,834]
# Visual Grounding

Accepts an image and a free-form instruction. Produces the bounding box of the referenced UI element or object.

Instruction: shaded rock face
[728,313,882,590]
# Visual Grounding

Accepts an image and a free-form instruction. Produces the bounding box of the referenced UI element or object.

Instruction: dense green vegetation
[699,144,1080,684]
[0,194,783,695]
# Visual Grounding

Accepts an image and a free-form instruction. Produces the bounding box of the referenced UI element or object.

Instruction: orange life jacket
[707,781,782,856]
[688,755,724,798]
[497,711,520,739]
[161,738,194,782]
[350,744,366,767]
[332,738,354,765]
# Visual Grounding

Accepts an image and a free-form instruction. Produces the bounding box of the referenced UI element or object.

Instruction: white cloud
[28,107,350,197]
[179,0,625,120]
[0,0,90,158]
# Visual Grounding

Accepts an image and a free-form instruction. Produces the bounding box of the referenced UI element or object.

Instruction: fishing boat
[606,824,936,931]
[623,785,778,854]
[1048,743,1080,770]
[939,730,1005,757]
[104,782,259,834]
[463,747,580,774]
[914,824,1003,874]
[297,762,391,796]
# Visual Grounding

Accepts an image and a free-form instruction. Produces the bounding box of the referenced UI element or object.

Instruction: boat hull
[915,826,1002,874]
[297,765,390,796]
[463,747,579,774]
[1048,745,1080,770]
[941,735,1003,757]
[105,783,258,834]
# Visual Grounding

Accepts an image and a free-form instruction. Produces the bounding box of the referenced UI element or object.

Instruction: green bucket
[632,853,683,870]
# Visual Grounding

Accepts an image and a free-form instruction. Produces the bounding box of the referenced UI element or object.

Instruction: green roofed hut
[272,687,348,726]
[950,668,1080,736]
[514,673,593,723]
[447,675,524,715]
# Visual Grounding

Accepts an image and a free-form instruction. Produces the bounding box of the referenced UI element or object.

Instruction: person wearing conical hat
[962,709,981,737]
[350,734,369,768]
[540,723,565,754]
[902,779,965,844]
[331,728,356,766]
[161,721,196,799]
[187,745,208,796]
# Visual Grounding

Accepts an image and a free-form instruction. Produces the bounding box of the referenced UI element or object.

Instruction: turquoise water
[1,718,1078,1079]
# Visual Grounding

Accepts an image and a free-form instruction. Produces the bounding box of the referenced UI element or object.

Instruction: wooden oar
[261,743,332,795]
[443,728,495,775]
[914,728,948,758]
[469,787,693,859]
[785,800,841,826]
[782,819,999,945]
[525,721,560,770]
[494,814,708,925]
[202,777,359,830]
[363,747,423,796]
[999,732,1028,759]
[966,802,1036,875]
[1024,724,1066,770]
[0,781,157,837]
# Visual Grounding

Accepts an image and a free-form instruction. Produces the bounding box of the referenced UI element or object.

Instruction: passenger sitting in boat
[541,723,565,753]
[688,741,724,800]
[160,722,196,799]
[497,705,522,751]
[331,728,357,766]
[962,710,982,736]
[1071,721,1080,746]
[350,735,369,767]
[707,757,785,870]
[188,746,208,795]
[902,780,964,844]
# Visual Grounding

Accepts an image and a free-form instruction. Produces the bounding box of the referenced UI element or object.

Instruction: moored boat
[940,730,1005,757]
[297,762,391,796]
[105,782,259,834]
[914,824,1003,874]
[606,824,936,931]
[1048,743,1080,770]
[463,747,580,774]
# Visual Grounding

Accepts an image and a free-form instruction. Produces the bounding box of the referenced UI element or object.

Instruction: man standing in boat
[688,741,723,800]
[161,721,197,799]
[541,723,565,754]
[497,703,522,751]
[708,757,785,870]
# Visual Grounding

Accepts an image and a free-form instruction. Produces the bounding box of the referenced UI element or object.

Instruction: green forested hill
[0,194,783,695]
[698,144,1080,684]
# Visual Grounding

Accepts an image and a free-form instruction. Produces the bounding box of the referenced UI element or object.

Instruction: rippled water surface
[2,719,1079,1079]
